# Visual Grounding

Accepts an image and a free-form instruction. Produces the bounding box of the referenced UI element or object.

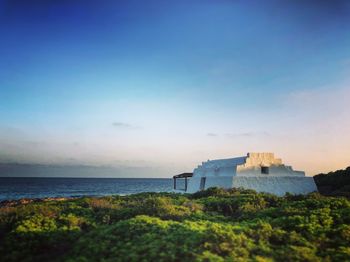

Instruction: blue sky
[1,0,350,176]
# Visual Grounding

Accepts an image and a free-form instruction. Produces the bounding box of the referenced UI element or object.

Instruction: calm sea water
[0,177,181,201]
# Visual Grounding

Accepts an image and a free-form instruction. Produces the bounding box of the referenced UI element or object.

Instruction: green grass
[0,188,349,261]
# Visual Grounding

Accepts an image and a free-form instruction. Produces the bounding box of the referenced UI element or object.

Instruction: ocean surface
[0,177,183,201]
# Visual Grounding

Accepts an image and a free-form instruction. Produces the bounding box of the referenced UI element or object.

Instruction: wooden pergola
[173,172,193,191]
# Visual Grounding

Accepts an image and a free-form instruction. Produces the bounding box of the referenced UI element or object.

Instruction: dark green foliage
[0,188,349,261]
[314,166,350,197]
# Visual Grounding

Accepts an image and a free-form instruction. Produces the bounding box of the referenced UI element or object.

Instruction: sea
[0,177,184,201]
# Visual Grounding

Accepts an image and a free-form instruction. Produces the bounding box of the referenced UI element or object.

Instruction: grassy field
[0,187,350,262]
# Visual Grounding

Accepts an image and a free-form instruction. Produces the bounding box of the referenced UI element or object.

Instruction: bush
[0,188,349,261]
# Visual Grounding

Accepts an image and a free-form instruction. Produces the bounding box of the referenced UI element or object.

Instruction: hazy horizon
[1,1,350,177]
[0,160,348,178]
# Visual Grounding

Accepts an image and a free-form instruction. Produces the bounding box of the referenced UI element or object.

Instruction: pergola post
[173,173,193,191]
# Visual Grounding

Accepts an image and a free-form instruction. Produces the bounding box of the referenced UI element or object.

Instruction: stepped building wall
[185,152,317,195]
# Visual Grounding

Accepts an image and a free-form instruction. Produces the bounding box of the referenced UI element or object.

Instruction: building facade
[183,152,317,195]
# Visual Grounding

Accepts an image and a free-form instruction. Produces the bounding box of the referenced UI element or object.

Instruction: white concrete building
[174,152,317,196]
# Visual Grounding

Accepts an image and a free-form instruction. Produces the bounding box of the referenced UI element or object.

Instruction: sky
[0,0,350,177]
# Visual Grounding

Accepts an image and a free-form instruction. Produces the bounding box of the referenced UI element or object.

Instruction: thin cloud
[207,133,218,137]
[112,122,139,129]
[225,132,270,138]
[226,132,253,138]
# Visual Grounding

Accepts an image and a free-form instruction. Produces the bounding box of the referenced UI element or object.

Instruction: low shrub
[0,188,349,261]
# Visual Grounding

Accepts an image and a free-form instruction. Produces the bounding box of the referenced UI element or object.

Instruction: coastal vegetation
[314,166,350,197]
[1,184,350,261]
